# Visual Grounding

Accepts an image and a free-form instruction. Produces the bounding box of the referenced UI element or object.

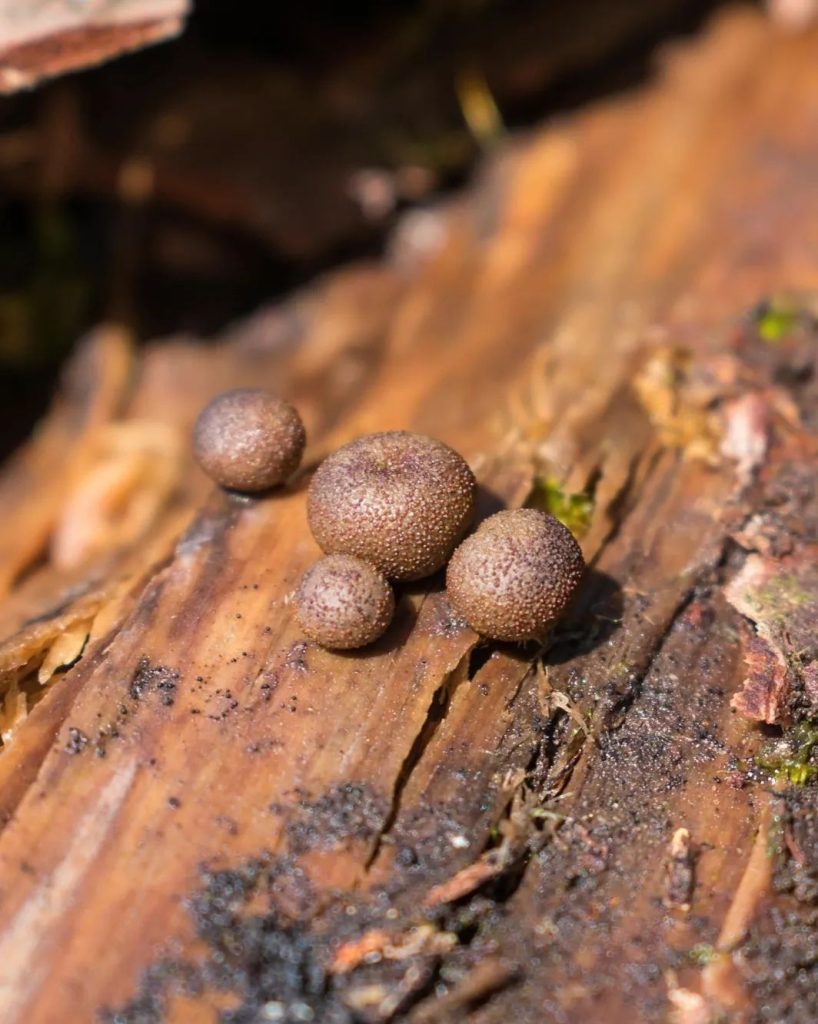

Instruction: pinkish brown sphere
[193,389,305,492]
[307,431,476,581]
[446,509,585,642]
[296,554,395,650]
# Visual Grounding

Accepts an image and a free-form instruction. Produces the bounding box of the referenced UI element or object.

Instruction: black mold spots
[285,643,310,673]
[99,959,200,1024]
[773,786,818,904]
[99,857,353,1024]
[258,672,279,702]
[65,727,89,755]
[67,658,182,760]
[206,688,241,722]
[129,657,180,707]
[741,903,818,1024]
[280,784,388,855]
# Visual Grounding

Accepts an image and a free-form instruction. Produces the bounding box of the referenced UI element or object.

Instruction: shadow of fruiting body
[296,554,395,650]
[193,388,306,492]
[307,431,476,581]
[446,509,585,642]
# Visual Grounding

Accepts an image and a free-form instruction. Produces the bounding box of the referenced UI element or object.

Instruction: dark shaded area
[481,593,742,1024]
[279,783,389,855]
[0,0,749,461]
[98,855,346,1024]
[545,569,625,665]
[740,784,818,1024]
[99,849,518,1024]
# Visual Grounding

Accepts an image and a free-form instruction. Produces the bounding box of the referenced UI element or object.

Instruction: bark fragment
[0,0,188,93]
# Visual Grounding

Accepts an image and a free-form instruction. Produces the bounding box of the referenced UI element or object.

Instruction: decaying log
[0,8,817,1024]
[0,0,188,93]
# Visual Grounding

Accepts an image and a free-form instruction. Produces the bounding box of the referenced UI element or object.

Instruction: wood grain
[0,9,817,1023]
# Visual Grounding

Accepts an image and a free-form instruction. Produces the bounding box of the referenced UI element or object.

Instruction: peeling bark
[0,0,188,92]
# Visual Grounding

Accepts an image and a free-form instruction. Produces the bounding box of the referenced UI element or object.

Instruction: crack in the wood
[588,446,658,570]
[459,583,704,920]
[461,528,731,918]
[583,463,604,499]
[595,587,697,736]
[390,447,688,907]
[366,641,478,870]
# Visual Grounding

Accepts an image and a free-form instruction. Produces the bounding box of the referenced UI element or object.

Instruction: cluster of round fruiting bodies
[193,388,585,650]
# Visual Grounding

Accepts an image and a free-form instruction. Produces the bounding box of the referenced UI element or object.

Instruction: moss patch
[527,477,593,537]
[750,296,818,344]
[756,722,818,786]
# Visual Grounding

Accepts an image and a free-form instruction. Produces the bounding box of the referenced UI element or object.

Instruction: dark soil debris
[281,784,388,855]
[100,857,352,1024]
[128,657,180,707]
[741,904,818,1024]
[285,643,310,673]
[773,785,818,902]
[64,726,89,755]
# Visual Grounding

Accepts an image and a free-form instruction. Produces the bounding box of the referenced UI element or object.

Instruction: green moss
[756,721,818,786]
[687,943,719,966]
[787,764,816,785]
[738,572,815,637]
[528,477,594,537]
[529,807,564,824]
[756,301,797,342]
[757,573,812,615]
[751,297,815,343]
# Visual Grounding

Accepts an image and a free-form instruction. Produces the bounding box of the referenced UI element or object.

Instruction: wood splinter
[664,827,695,911]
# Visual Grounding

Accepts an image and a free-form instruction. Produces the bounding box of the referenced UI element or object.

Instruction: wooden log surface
[0,8,817,1023]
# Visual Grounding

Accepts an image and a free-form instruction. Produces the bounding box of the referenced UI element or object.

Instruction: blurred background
[0,0,781,460]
